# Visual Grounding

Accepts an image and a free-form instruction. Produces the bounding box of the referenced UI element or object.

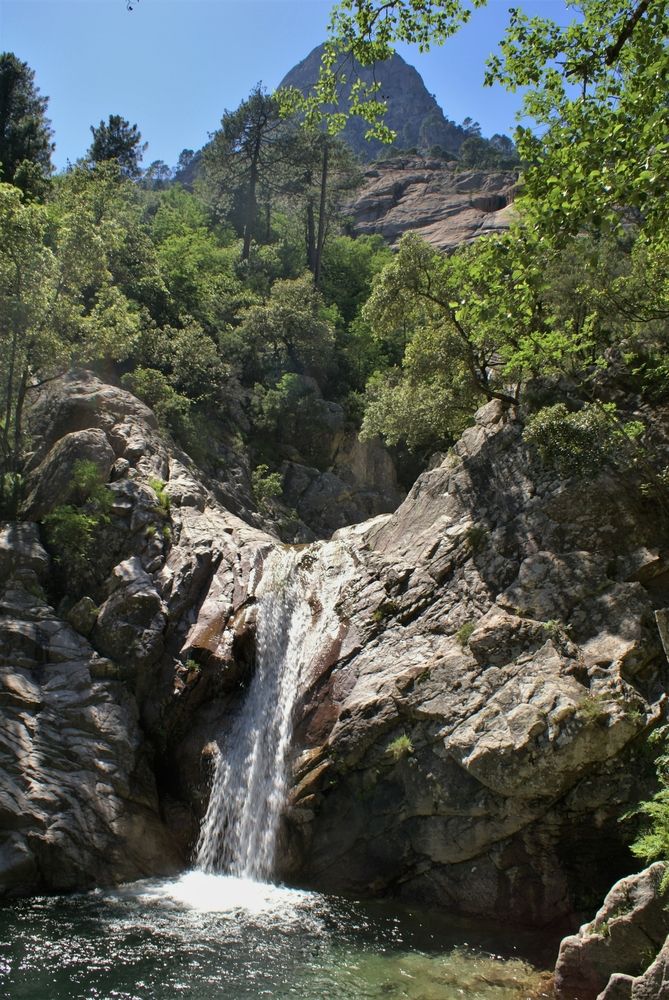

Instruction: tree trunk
[306,200,316,274]
[314,140,329,288]
[243,134,262,261]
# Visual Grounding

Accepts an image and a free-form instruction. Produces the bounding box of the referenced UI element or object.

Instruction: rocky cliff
[268,400,668,928]
[346,154,517,250]
[1,373,668,987]
[279,44,467,161]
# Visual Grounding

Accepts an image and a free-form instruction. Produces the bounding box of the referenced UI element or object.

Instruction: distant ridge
[279,43,466,160]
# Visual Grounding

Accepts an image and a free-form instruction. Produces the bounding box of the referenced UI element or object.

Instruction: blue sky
[0,0,570,171]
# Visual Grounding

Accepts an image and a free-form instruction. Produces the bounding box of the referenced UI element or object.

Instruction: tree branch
[605,0,651,64]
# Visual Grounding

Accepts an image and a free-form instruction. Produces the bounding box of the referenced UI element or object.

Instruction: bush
[629,728,669,891]
[42,460,113,587]
[43,505,99,572]
[523,402,643,478]
[121,367,191,431]
[386,733,413,761]
[251,464,283,511]
[149,477,171,516]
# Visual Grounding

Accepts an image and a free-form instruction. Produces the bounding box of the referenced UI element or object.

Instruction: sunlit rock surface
[2,372,668,958]
[347,156,517,250]
[272,400,668,925]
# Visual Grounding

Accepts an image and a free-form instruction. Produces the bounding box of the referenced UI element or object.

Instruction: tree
[486,0,669,241]
[88,114,147,178]
[357,225,652,450]
[237,273,336,381]
[278,128,361,285]
[0,53,53,198]
[203,86,285,261]
[314,1,666,241]
[0,185,63,497]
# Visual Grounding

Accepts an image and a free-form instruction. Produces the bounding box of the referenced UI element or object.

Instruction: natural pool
[0,871,554,999]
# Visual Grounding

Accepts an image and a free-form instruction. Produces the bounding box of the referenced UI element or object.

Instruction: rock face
[347,155,517,250]
[0,521,181,893]
[279,44,467,161]
[251,399,668,925]
[2,369,668,966]
[0,373,274,896]
[554,863,669,999]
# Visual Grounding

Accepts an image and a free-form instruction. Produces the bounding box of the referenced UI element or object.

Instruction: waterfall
[195,542,351,881]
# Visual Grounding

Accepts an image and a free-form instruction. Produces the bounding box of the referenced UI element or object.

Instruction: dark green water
[0,873,553,999]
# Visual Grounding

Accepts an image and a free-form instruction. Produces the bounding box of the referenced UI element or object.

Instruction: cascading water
[195,542,352,880]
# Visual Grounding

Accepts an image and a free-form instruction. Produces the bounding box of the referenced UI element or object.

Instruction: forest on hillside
[0,0,668,543]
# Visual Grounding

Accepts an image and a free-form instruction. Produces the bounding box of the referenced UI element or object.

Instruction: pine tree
[0,53,53,199]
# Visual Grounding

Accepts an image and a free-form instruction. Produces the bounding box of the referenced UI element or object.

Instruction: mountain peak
[279,43,466,160]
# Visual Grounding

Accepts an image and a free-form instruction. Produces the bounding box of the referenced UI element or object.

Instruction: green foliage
[486,0,669,243]
[371,599,400,623]
[121,368,191,432]
[149,477,171,516]
[42,460,112,583]
[279,0,485,143]
[630,728,669,892]
[43,505,100,572]
[87,114,147,179]
[524,402,644,478]
[238,273,336,382]
[0,52,53,199]
[465,524,487,554]
[70,459,113,514]
[202,85,284,261]
[577,693,611,725]
[251,464,283,510]
[458,133,519,170]
[320,235,392,326]
[386,732,413,761]
[456,620,476,647]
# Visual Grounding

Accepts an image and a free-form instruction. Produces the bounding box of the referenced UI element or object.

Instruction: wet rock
[0,537,182,897]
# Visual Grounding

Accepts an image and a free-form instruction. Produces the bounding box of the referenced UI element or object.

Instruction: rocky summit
[279,43,467,161]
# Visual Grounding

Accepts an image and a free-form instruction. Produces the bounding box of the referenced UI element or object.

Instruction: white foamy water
[195,542,354,879]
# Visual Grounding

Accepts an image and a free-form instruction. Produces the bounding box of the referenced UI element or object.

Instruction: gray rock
[23,428,116,519]
[93,557,166,668]
[555,864,669,999]
[66,596,99,636]
[0,522,49,580]
[0,535,181,897]
[347,156,516,251]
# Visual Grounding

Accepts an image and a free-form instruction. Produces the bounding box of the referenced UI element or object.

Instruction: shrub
[42,460,113,586]
[456,620,476,647]
[465,524,487,554]
[523,402,643,478]
[386,733,413,761]
[251,464,283,511]
[629,727,669,891]
[149,477,171,515]
[43,505,99,572]
[121,367,191,431]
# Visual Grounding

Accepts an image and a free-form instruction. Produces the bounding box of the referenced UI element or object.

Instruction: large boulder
[0,521,182,895]
[554,864,669,1000]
